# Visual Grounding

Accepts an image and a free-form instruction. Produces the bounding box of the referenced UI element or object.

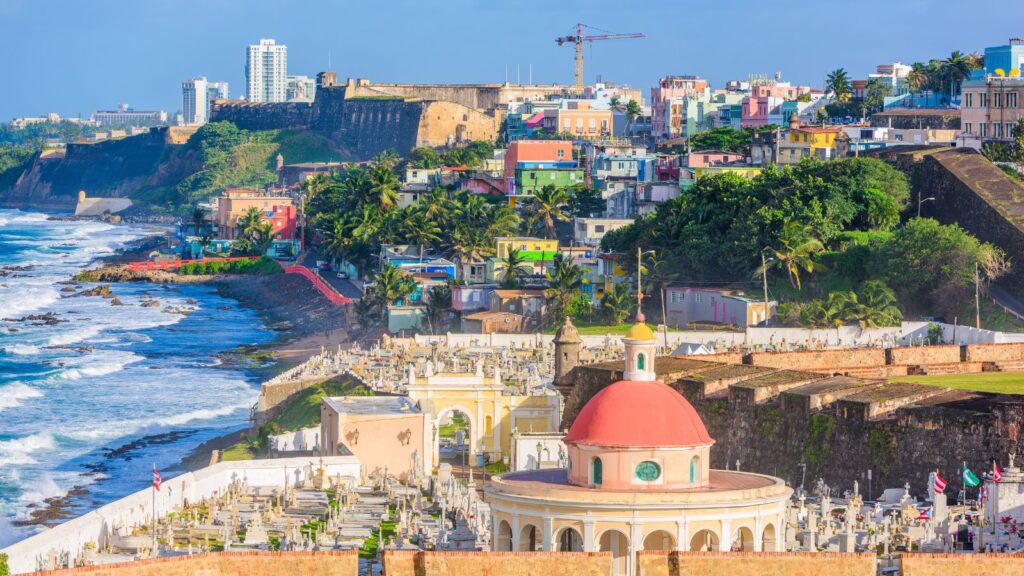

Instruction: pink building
[683,150,746,168]
[503,140,573,179]
[650,76,708,140]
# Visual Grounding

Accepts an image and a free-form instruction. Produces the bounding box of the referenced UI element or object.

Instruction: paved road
[299,251,364,300]
[990,283,1024,320]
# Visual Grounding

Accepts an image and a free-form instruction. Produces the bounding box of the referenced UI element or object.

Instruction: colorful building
[503,140,574,179]
[515,168,585,196]
[541,101,614,141]
[213,189,296,240]
[664,287,775,328]
[650,76,709,141]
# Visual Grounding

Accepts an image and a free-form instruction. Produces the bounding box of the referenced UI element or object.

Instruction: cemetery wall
[900,552,1024,576]
[0,457,361,574]
[31,552,358,576]
[964,342,1024,362]
[381,550,613,576]
[746,348,886,370]
[636,551,875,576]
[887,344,962,365]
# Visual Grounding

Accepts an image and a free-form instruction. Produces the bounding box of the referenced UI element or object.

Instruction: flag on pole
[917,507,933,520]
[980,485,989,505]
[933,472,948,494]
[964,466,980,488]
[152,465,161,492]
[994,461,1003,483]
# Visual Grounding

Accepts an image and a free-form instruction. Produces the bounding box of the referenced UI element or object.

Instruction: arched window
[689,455,700,484]
[636,353,645,371]
[592,457,603,486]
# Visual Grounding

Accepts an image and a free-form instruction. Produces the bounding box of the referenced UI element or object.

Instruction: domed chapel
[485,312,792,575]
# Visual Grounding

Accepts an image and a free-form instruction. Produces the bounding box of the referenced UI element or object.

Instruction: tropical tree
[544,253,584,321]
[251,221,277,255]
[367,154,400,210]
[403,209,442,262]
[191,205,206,235]
[531,185,571,239]
[826,68,852,103]
[372,263,417,306]
[198,232,213,257]
[941,51,972,100]
[409,147,442,169]
[498,247,533,288]
[856,280,903,327]
[600,282,634,325]
[625,99,642,134]
[760,220,826,290]
[422,283,453,335]
[237,206,264,238]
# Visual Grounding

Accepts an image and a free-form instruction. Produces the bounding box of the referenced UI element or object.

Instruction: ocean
[0,209,274,546]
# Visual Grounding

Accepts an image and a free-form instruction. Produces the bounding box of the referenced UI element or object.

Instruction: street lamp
[918,195,936,218]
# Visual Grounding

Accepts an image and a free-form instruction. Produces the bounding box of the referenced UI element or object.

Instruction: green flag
[964,467,980,487]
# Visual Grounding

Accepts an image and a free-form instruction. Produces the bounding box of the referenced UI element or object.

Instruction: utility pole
[976,262,982,329]
[761,251,770,327]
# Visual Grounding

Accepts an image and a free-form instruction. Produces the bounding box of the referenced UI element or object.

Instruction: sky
[1,0,1021,119]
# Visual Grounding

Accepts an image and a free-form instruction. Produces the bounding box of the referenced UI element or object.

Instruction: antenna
[505,64,508,84]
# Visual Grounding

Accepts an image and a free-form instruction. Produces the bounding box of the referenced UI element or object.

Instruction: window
[592,457,603,485]
[689,456,699,483]
[557,149,565,159]
[995,123,1002,138]
[964,123,972,135]
[980,93,988,107]
[965,93,973,107]
[980,123,988,137]
[1009,93,1018,108]
[595,225,605,233]
[995,93,1003,108]
[1008,123,1016,137]
[635,461,661,481]
[636,353,645,371]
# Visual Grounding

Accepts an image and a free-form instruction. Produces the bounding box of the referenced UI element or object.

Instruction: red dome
[564,380,714,448]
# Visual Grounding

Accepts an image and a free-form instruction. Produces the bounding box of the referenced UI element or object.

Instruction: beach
[0,209,350,547]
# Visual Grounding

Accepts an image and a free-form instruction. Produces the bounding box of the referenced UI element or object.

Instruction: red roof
[564,380,714,448]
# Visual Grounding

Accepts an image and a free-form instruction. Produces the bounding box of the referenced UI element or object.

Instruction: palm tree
[237,206,264,239]
[368,159,400,211]
[941,51,971,100]
[320,217,351,266]
[403,209,441,263]
[198,232,213,258]
[857,280,903,327]
[422,187,452,221]
[531,185,570,240]
[759,220,826,290]
[825,68,852,103]
[372,263,417,306]
[544,253,584,318]
[906,62,930,94]
[600,282,634,325]
[498,247,532,288]
[625,100,642,135]
[252,221,277,255]
[191,205,205,235]
[449,226,493,280]
[421,283,453,335]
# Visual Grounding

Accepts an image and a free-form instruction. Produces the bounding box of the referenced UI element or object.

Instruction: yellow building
[495,237,559,259]
[405,364,561,468]
[542,102,613,140]
[781,126,842,163]
[485,316,792,576]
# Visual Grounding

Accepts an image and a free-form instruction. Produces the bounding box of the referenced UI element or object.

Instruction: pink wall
[567,443,711,491]
[504,141,572,178]
[341,414,424,481]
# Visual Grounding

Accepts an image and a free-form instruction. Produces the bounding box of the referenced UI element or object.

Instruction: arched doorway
[496,520,512,551]
[557,527,584,551]
[732,527,755,551]
[599,529,630,576]
[689,529,719,551]
[435,408,473,468]
[519,524,540,551]
[762,523,777,552]
[643,530,675,551]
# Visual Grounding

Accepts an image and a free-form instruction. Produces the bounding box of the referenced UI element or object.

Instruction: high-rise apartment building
[182,77,208,125]
[207,81,229,101]
[286,75,316,102]
[246,39,287,102]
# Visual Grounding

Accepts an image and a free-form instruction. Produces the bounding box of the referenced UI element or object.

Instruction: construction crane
[555,23,645,92]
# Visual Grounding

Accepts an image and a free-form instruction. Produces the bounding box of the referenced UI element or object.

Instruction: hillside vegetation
[138,122,340,211]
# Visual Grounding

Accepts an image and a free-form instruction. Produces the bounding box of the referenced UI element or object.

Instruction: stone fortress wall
[559,341,1024,503]
[29,552,358,576]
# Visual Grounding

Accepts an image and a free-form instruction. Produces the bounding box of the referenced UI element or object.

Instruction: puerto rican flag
[933,472,948,494]
[152,465,161,492]
[917,507,933,520]
[981,486,989,505]
[994,461,1003,483]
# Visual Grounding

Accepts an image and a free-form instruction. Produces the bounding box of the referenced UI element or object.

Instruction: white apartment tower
[246,39,287,103]
[182,77,209,125]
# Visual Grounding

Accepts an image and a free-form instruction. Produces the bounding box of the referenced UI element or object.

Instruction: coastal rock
[60,286,76,292]
[110,297,124,306]
[77,285,113,298]
[140,300,160,307]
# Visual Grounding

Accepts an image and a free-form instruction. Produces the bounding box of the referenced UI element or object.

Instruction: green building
[515,168,585,196]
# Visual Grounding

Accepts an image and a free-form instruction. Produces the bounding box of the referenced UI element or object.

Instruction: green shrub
[177,257,282,276]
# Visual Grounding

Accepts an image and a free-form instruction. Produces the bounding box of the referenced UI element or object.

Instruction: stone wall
[900,553,1024,576]
[255,377,330,426]
[965,342,1024,362]
[32,552,357,576]
[636,551,875,576]
[381,551,612,576]
[746,349,886,370]
[416,101,500,148]
[210,101,312,130]
[887,344,962,365]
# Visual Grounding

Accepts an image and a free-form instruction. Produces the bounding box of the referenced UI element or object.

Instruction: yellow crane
[556,23,645,91]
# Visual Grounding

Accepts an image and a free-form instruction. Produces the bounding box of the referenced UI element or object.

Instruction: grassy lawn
[438,413,467,438]
[958,300,1024,334]
[891,372,1024,395]
[543,322,660,335]
[272,375,374,432]
[219,442,255,462]
[359,517,397,559]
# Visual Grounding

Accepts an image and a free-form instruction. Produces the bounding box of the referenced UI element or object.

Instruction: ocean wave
[0,383,44,412]
[0,433,57,466]
[3,344,41,356]
[47,325,102,347]
[58,350,143,380]
[0,285,59,318]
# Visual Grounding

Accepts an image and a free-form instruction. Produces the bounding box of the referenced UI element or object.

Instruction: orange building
[542,102,613,141]
[503,140,574,179]
[214,189,295,239]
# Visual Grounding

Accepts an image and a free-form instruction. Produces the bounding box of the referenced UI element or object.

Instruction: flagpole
[152,463,157,554]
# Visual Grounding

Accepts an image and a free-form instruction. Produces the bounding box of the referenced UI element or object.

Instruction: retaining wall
[901,552,1024,576]
[636,551,875,576]
[382,550,612,576]
[32,551,357,576]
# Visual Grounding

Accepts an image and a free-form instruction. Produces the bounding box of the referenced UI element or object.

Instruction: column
[583,521,596,552]
[676,517,688,551]
[511,514,521,550]
[719,519,732,552]
[754,515,763,552]
[629,522,644,576]
[492,514,500,551]
[492,400,502,454]
[542,517,554,551]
